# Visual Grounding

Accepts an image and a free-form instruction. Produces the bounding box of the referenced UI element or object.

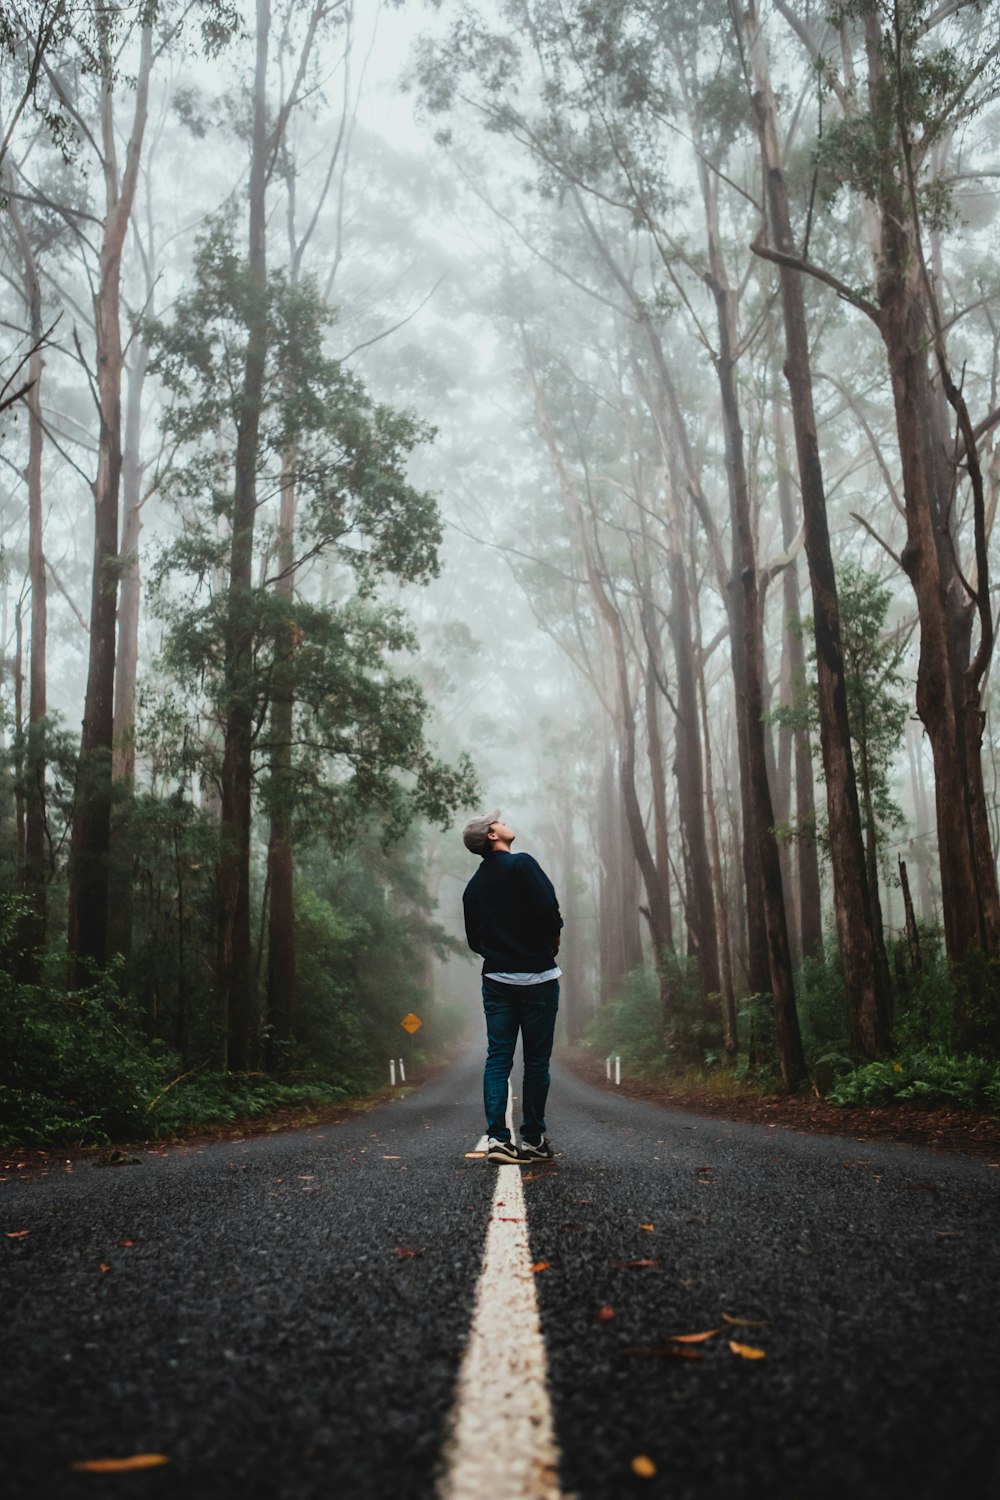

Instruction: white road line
[438,1165,563,1500]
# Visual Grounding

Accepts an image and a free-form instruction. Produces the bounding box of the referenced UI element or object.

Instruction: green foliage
[583,966,666,1069]
[797,948,850,1060]
[772,565,907,871]
[660,950,721,1068]
[827,1049,1000,1111]
[144,220,476,845]
[735,994,783,1091]
[147,1072,348,1136]
[815,1,995,233]
[0,925,162,1145]
[291,830,466,1086]
[146,219,442,586]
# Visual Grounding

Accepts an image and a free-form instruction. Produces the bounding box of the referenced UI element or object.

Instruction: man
[462,809,563,1165]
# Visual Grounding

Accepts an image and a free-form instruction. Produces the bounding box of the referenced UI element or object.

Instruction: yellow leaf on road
[72,1455,169,1473]
[722,1313,768,1327]
[670,1328,722,1344]
[631,1456,657,1478]
[640,1223,654,1231]
[530,1261,551,1273]
[728,1340,767,1360]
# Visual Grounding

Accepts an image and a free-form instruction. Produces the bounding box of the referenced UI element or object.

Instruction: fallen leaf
[597,1304,615,1322]
[496,1217,522,1223]
[393,1247,423,1258]
[72,1456,169,1473]
[640,1223,655,1231]
[670,1328,722,1344]
[5,1230,30,1239]
[559,1221,583,1230]
[382,1156,401,1160]
[298,1175,315,1181]
[99,1263,111,1273]
[530,1261,551,1273]
[722,1313,768,1327]
[728,1340,767,1360]
[620,1344,703,1360]
[611,1258,657,1269]
[117,1239,135,1248]
[631,1456,657,1478]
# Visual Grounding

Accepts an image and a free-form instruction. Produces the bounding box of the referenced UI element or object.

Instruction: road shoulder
[560,1049,1000,1161]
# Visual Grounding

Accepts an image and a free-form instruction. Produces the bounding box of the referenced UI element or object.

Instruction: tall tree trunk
[6,181,47,972]
[567,185,771,1000]
[662,484,720,1004]
[864,9,1000,965]
[68,16,153,978]
[692,574,737,1051]
[217,0,271,1070]
[746,4,890,1059]
[265,449,298,1059]
[774,400,823,959]
[107,337,148,961]
[703,240,805,1087]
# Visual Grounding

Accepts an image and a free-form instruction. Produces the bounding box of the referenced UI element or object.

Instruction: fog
[2,0,1000,1096]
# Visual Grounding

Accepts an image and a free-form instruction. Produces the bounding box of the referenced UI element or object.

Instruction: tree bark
[774,399,823,960]
[107,336,149,962]
[863,1,1000,963]
[217,0,271,1070]
[265,449,298,1058]
[67,14,153,978]
[746,3,890,1059]
[661,484,720,1004]
[5,179,47,971]
[703,241,805,1086]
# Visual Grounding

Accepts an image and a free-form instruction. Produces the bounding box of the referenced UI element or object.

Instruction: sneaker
[520,1136,554,1161]
[486,1137,525,1164]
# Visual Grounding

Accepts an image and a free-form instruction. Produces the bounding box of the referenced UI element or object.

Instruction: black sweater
[463,850,563,974]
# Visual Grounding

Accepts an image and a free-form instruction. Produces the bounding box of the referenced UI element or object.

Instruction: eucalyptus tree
[3,0,237,976]
[740,0,892,1056]
[146,224,473,1068]
[1,170,48,966]
[767,0,1000,969]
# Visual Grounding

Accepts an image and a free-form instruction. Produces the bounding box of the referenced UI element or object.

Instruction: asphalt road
[3,1050,999,1499]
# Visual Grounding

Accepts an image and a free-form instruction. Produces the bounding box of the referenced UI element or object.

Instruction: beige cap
[462,808,501,856]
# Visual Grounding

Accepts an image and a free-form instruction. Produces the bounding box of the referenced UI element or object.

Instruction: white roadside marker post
[398,1057,406,1083]
[605,1055,611,1081]
[615,1055,621,1086]
[390,1058,396,1086]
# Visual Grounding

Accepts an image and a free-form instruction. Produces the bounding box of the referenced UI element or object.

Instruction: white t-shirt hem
[484,967,562,986]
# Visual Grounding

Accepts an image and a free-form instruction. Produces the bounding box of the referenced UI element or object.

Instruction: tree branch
[750,236,880,321]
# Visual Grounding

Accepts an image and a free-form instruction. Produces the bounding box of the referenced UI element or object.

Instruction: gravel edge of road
[1,1048,467,1179]
[559,1048,1000,1161]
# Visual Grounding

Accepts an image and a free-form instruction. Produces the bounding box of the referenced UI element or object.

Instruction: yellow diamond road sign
[401,1012,422,1035]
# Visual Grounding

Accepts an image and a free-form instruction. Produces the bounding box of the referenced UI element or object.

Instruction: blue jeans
[482,977,559,1143]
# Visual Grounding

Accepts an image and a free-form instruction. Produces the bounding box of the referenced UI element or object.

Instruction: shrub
[582,966,666,1069]
[0,960,164,1145]
[827,1049,1000,1110]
